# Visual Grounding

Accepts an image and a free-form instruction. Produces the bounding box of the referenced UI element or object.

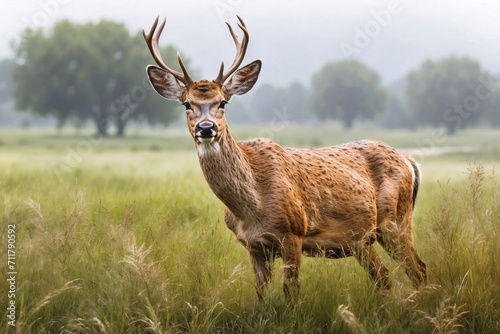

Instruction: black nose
[195,122,217,137]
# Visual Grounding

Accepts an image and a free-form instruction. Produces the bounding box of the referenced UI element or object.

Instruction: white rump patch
[404,158,421,186]
[413,160,422,184]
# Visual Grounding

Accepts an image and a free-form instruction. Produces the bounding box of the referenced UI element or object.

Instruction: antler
[214,15,250,84]
[143,16,193,85]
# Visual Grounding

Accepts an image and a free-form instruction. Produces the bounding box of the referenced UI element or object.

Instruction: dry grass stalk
[121,238,154,276]
[92,317,108,334]
[25,198,47,233]
[337,304,367,334]
[18,279,81,331]
[417,297,468,334]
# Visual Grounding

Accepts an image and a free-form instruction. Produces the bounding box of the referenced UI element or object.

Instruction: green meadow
[1,126,499,333]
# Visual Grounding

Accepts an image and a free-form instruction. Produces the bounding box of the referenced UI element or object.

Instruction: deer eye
[219,101,228,109]
[182,102,192,110]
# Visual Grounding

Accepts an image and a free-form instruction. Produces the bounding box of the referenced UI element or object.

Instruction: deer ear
[146,65,185,101]
[223,60,261,96]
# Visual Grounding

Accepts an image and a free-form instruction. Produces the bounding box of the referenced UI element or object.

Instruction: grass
[0,128,499,333]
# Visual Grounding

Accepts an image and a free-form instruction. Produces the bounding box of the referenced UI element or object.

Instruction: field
[1,126,500,333]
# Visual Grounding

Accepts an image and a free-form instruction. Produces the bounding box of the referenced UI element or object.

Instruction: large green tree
[406,56,492,135]
[11,20,188,136]
[308,60,386,128]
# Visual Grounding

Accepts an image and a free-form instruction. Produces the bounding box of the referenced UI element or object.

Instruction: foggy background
[1,0,500,132]
[3,0,499,85]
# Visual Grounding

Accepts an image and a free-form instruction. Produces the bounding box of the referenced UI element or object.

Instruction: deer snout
[195,121,218,143]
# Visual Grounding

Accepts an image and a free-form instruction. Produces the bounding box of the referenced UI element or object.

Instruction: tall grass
[1,143,499,332]
[415,163,500,333]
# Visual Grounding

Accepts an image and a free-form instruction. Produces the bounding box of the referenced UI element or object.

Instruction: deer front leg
[282,235,302,301]
[250,251,273,300]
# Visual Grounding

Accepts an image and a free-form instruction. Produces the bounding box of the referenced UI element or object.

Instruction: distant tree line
[247,56,499,134]
[1,19,499,136]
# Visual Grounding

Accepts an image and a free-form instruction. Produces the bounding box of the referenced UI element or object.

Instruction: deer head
[144,16,261,146]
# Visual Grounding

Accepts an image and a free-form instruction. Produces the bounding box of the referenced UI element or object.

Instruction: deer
[143,16,427,300]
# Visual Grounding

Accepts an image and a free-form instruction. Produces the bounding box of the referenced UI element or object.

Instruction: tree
[486,88,500,128]
[248,82,309,124]
[250,83,285,123]
[377,92,414,129]
[11,20,189,136]
[308,60,386,128]
[0,59,12,103]
[287,82,309,123]
[406,56,492,135]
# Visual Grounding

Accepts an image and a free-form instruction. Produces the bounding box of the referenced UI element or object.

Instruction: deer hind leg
[377,218,426,287]
[353,242,391,290]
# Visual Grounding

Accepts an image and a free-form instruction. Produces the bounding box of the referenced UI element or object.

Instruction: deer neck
[197,129,260,219]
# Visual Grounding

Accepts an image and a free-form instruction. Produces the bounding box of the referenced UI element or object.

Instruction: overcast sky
[2,0,500,86]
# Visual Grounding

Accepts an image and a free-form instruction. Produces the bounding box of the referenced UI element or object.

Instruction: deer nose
[195,121,218,137]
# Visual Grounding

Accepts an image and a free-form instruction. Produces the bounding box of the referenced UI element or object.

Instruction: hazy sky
[2,0,500,86]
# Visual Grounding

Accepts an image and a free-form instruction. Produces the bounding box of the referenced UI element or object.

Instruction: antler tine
[177,52,192,80]
[215,15,250,84]
[143,16,193,85]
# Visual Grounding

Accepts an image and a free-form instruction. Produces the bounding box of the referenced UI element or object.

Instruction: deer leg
[353,243,391,290]
[250,251,273,300]
[281,236,302,301]
[377,220,426,287]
